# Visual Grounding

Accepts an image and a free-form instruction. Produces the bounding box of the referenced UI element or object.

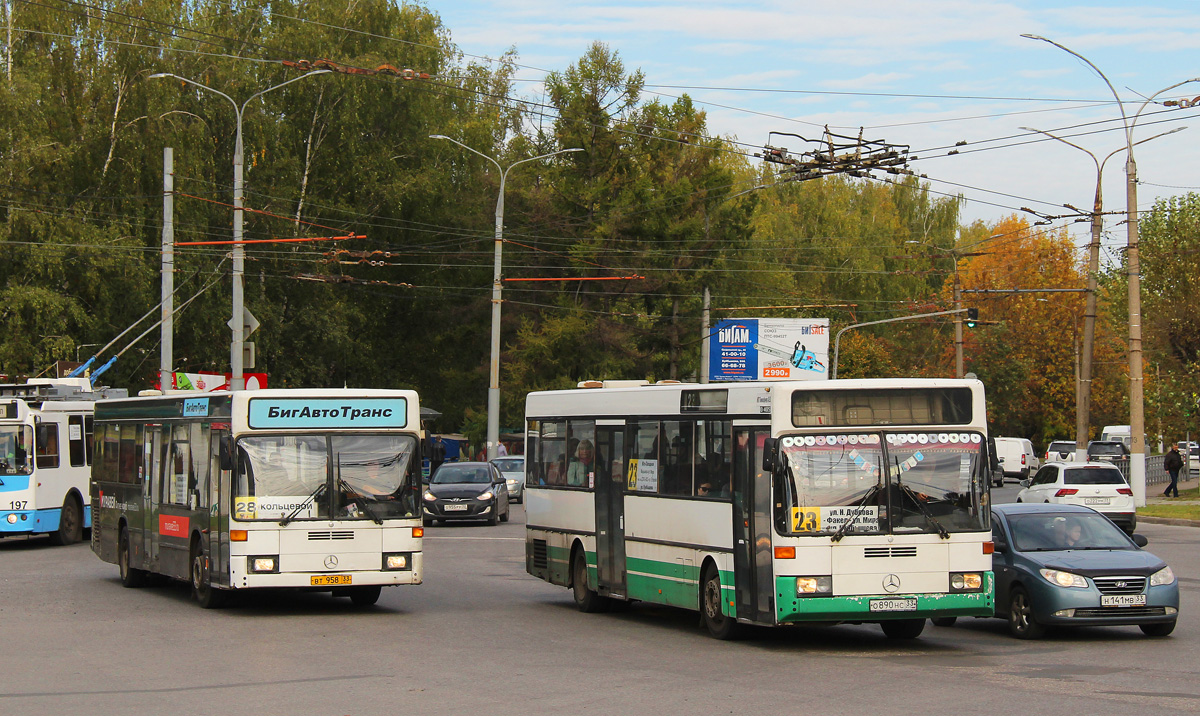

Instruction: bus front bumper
[0,506,91,535]
[776,574,994,623]
[230,552,424,589]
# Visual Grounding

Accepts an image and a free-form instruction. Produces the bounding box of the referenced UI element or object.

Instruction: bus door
[733,428,774,623]
[143,426,164,570]
[594,424,626,598]
[208,428,230,587]
[157,424,200,580]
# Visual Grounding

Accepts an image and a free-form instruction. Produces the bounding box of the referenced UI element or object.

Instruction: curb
[1137,516,1200,528]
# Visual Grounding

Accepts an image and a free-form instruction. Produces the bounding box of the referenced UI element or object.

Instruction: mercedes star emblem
[883,573,901,593]
[324,555,339,569]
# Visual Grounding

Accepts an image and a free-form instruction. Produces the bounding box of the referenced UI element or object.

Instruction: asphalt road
[2,488,1198,716]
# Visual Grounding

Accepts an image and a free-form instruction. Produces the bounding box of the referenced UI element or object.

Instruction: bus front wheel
[881,619,925,639]
[701,563,741,640]
[47,496,82,546]
[349,586,382,607]
[191,545,226,609]
[118,527,148,588]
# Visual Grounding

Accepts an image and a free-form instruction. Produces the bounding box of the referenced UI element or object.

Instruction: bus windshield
[235,434,418,521]
[0,425,34,475]
[775,431,989,536]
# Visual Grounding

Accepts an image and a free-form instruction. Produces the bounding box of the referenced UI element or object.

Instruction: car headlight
[1039,568,1087,588]
[506,479,518,486]
[950,572,984,592]
[248,555,278,574]
[1150,566,1176,586]
[476,491,494,501]
[423,491,437,502]
[383,552,412,571]
[795,576,832,596]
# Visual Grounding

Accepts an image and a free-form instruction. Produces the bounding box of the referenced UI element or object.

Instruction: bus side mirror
[219,436,233,471]
[762,438,779,473]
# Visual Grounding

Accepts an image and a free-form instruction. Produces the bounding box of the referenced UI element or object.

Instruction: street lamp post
[1023,33,1198,506]
[429,136,584,460]
[1020,125,1184,462]
[150,70,330,390]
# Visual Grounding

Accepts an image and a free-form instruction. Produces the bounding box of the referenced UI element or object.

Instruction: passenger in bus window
[566,440,597,487]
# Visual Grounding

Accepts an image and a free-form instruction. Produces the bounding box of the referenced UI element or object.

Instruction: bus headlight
[6,513,16,524]
[950,572,984,592]
[796,576,832,596]
[383,552,412,571]
[248,556,278,574]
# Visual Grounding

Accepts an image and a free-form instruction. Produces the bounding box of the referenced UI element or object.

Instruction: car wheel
[47,496,83,546]
[701,562,741,640]
[930,617,957,627]
[487,509,500,526]
[1007,587,1044,639]
[349,586,382,607]
[500,507,510,523]
[571,548,609,613]
[881,619,925,639]
[118,527,148,588]
[1140,621,1176,637]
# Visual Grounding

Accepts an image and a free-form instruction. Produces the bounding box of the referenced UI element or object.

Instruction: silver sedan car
[490,456,526,503]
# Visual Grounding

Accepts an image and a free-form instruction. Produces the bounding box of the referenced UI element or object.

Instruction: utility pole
[700,287,711,384]
[161,148,174,392]
[954,272,964,378]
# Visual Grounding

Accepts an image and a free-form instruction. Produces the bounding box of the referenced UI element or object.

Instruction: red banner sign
[159,514,189,538]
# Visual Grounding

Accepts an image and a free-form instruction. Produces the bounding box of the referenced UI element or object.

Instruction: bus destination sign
[247,398,408,429]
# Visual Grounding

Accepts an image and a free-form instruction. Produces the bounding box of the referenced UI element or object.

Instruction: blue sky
[429,0,1200,251]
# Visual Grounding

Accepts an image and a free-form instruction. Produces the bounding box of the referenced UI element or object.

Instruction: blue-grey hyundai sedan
[986,503,1178,638]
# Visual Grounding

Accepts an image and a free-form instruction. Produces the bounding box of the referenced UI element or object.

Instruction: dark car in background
[1087,440,1129,463]
[979,504,1178,639]
[422,462,510,526]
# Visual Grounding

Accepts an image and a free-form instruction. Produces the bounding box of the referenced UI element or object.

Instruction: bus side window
[68,415,87,467]
[165,425,192,506]
[189,424,210,509]
[119,424,138,483]
[85,416,94,465]
[35,422,60,469]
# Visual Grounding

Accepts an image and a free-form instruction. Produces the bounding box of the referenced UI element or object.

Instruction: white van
[994,437,1039,480]
[1100,425,1132,448]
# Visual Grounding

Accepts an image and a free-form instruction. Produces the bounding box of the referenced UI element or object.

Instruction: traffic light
[966,307,978,327]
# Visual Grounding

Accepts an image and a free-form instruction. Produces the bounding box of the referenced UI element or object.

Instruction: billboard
[708,318,829,382]
[163,372,268,391]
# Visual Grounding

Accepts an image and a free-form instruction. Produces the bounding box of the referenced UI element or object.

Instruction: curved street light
[1022,33,1198,505]
[429,135,584,459]
[150,70,331,390]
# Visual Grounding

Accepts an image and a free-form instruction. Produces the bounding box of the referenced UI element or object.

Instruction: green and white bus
[524,378,994,639]
[90,388,424,608]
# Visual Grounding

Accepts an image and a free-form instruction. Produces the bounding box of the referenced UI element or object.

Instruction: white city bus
[1,378,125,544]
[524,378,994,639]
[90,388,424,608]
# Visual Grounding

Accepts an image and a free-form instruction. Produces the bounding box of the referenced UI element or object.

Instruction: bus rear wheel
[191,545,226,609]
[118,528,148,588]
[571,548,609,613]
[881,618,925,639]
[701,563,741,640]
[47,496,82,546]
[349,586,382,607]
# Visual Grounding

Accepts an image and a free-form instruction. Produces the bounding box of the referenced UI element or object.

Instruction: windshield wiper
[337,475,384,525]
[831,482,882,543]
[279,481,327,526]
[894,460,949,539]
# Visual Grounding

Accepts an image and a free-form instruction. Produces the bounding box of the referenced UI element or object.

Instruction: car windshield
[1089,443,1124,456]
[1007,512,1134,551]
[492,458,524,473]
[433,464,492,484]
[774,431,989,536]
[234,434,418,521]
[0,424,34,475]
[1064,466,1126,485]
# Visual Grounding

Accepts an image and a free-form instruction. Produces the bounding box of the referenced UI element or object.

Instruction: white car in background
[994,437,1040,480]
[1016,462,1136,534]
[490,455,526,503]
[1044,440,1077,463]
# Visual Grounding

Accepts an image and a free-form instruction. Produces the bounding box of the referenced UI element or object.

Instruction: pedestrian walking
[1163,444,1184,498]
[429,435,446,477]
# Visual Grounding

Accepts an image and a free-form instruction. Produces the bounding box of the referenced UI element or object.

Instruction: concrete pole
[954,271,964,379]
[231,112,245,391]
[1078,179,1103,461]
[1127,154,1146,507]
[700,287,711,384]
[486,169,506,461]
[161,147,174,391]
